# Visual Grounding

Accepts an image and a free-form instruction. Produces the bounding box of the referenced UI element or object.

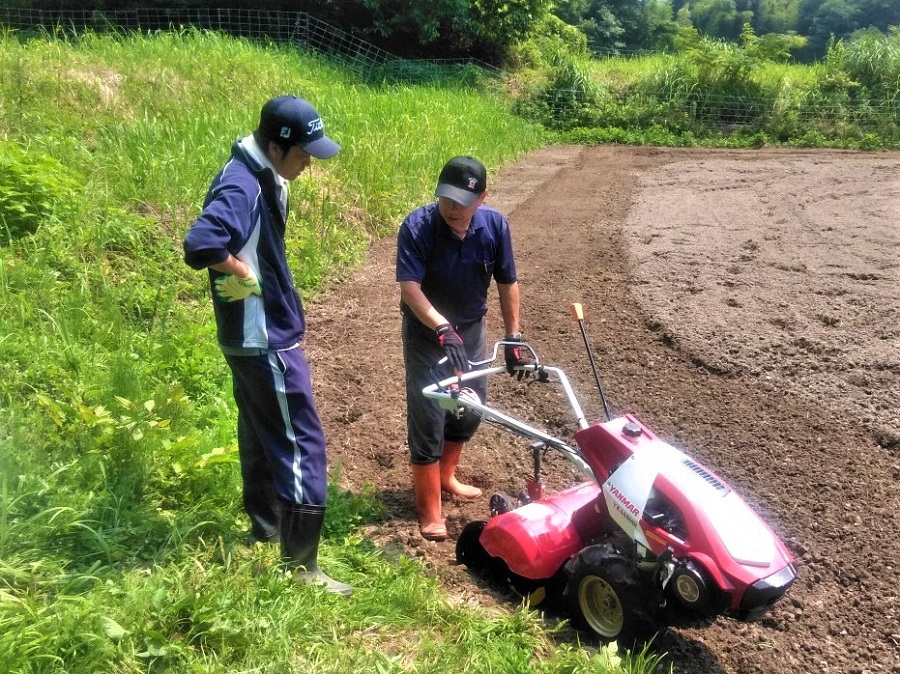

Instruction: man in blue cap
[396,155,527,541]
[183,95,351,594]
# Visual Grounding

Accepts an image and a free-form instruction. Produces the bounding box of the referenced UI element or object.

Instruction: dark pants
[402,315,488,465]
[225,347,328,538]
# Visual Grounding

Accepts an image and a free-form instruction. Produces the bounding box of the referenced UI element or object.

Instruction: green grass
[0,27,668,674]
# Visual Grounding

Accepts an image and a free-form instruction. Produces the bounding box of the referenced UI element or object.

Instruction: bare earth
[306,145,900,674]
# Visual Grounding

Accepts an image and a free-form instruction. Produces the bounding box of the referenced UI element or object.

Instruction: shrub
[508,14,589,70]
[0,139,83,243]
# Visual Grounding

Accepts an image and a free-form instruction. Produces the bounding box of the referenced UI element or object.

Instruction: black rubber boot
[280,502,352,596]
[238,424,280,543]
[246,491,280,544]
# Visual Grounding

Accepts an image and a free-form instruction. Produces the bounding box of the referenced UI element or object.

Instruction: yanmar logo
[609,485,639,517]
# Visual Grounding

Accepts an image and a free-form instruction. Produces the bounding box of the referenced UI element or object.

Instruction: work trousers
[224,346,328,539]
[402,315,488,465]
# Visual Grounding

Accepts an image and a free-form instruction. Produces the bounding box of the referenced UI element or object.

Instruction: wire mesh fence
[0,6,496,82]
[535,87,899,132]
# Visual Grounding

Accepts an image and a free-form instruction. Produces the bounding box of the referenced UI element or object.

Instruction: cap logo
[279,126,292,139]
[467,178,477,189]
[307,117,324,133]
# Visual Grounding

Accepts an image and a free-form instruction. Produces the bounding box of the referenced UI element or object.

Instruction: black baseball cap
[434,156,487,207]
[257,95,340,159]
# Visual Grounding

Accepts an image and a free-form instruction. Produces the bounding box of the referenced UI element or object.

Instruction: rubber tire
[668,559,729,618]
[455,520,492,571]
[563,544,662,648]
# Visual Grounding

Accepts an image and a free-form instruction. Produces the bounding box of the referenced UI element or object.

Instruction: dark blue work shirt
[396,202,517,327]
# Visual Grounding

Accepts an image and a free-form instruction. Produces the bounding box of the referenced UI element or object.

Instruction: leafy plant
[0,140,83,243]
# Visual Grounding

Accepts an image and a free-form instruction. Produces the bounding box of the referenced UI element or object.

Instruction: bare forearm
[210,255,251,278]
[399,281,449,330]
[497,282,521,335]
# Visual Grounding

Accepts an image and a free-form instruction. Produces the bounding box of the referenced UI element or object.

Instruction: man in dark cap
[396,156,527,541]
[183,95,351,594]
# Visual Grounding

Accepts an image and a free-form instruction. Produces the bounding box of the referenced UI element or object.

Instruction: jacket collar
[233,135,289,192]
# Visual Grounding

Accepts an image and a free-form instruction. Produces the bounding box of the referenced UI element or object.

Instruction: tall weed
[836,29,900,100]
[516,24,899,145]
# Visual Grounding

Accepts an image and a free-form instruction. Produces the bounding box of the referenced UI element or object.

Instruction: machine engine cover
[575,414,796,617]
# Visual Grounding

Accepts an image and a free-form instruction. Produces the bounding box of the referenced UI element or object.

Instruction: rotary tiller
[423,304,797,647]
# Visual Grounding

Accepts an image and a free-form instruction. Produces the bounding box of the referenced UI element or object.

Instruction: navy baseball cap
[258,95,340,159]
[435,156,487,207]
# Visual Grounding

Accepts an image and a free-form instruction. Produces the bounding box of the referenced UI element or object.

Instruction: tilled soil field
[306,145,900,674]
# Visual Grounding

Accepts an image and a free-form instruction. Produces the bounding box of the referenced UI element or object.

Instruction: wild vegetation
[511,23,900,148]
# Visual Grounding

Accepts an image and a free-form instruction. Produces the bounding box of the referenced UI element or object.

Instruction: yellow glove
[214,271,262,302]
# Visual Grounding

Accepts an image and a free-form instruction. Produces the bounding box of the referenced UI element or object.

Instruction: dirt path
[306,145,900,674]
